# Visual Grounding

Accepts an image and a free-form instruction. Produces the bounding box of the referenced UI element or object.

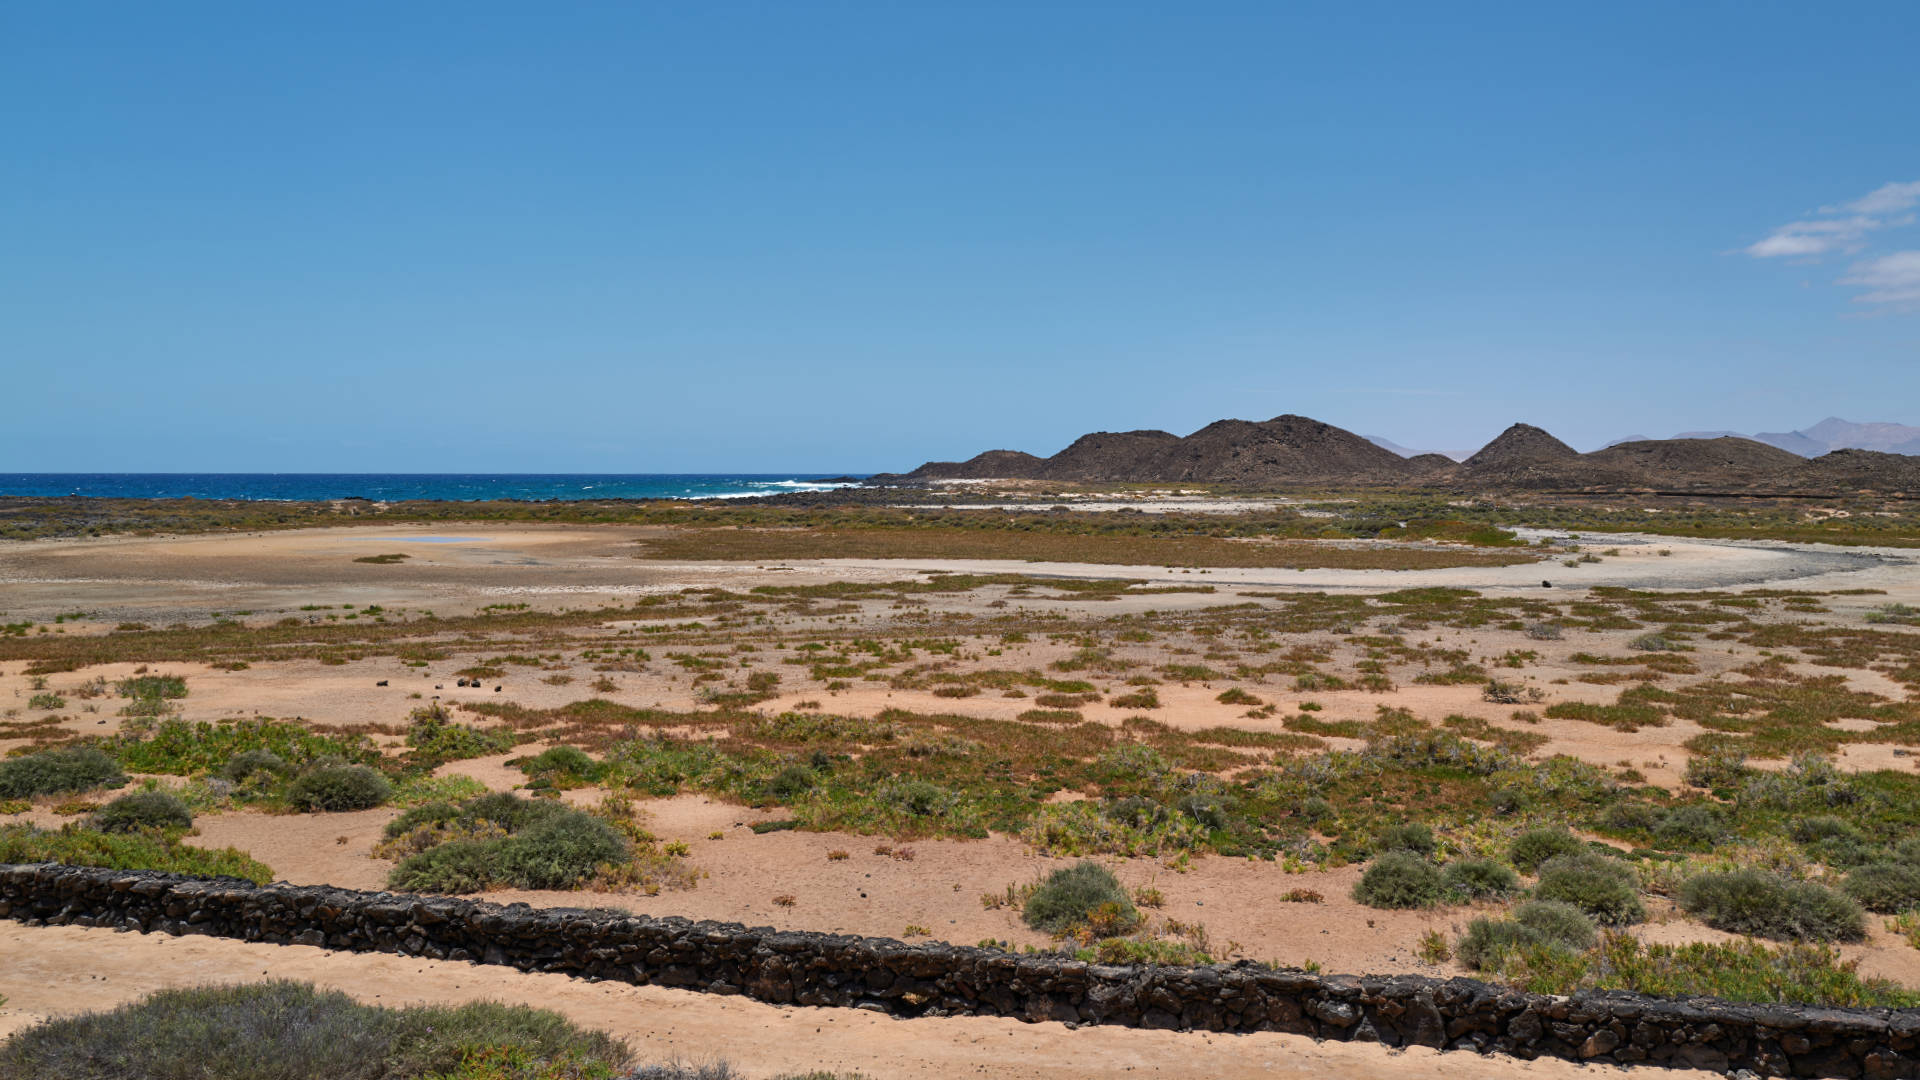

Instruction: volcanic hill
[872,414,1920,495]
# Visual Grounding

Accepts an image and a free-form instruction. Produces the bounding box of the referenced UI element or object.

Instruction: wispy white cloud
[1840,251,1920,311]
[1747,180,1920,311]
[1828,180,1920,216]
[1747,180,1917,260]
[1745,215,1882,258]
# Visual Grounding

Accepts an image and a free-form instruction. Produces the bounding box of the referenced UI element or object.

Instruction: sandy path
[0,922,1711,1080]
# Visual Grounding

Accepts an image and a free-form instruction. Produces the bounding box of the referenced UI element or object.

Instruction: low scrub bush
[1789,815,1877,868]
[0,822,271,883]
[0,979,633,1080]
[516,745,606,788]
[385,794,631,893]
[0,747,127,800]
[404,708,516,765]
[1022,861,1138,934]
[1077,936,1211,967]
[1508,827,1584,873]
[221,749,292,783]
[1533,853,1645,926]
[285,764,393,813]
[1458,900,1597,970]
[116,674,189,700]
[1374,822,1437,858]
[114,718,378,777]
[1513,899,1600,950]
[1353,851,1443,909]
[495,814,631,890]
[1843,861,1920,914]
[766,764,819,801]
[1599,801,1661,833]
[1651,805,1725,852]
[1441,857,1522,902]
[89,791,193,833]
[1480,934,1915,1008]
[1679,869,1865,942]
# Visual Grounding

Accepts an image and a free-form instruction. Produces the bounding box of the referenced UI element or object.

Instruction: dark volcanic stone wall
[4,863,1917,1077]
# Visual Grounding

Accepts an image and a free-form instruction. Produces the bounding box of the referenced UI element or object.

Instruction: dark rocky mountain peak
[1463,424,1580,468]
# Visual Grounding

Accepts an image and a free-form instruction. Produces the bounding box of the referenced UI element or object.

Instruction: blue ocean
[0,474,867,502]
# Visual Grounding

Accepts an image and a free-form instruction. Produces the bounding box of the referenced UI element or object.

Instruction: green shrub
[1599,801,1661,833]
[1022,861,1136,934]
[1374,822,1437,858]
[1789,814,1862,844]
[460,791,569,832]
[384,998,632,1078]
[386,840,499,894]
[767,764,819,800]
[1353,851,1443,909]
[116,674,188,700]
[0,979,391,1080]
[89,791,193,833]
[1651,805,1724,851]
[517,745,604,787]
[494,814,629,890]
[0,979,632,1080]
[1441,857,1521,901]
[1533,853,1645,926]
[221,749,291,782]
[1790,816,1877,868]
[1514,899,1600,950]
[1456,899,1598,971]
[1508,827,1584,873]
[114,718,378,777]
[1842,862,1920,914]
[0,748,127,800]
[0,823,272,884]
[382,800,462,840]
[1456,917,1535,971]
[385,795,630,893]
[1684,747,1748,790]
[1679,869,1865,942]
[403,709,515,764]
[1485,935,1917,1008]
[284,764,392,812]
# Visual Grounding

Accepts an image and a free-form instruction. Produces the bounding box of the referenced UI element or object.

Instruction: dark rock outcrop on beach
[5,863,1919,1077]
[872,414,1920,495]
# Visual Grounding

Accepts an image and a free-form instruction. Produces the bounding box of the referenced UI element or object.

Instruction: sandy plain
[3,522,1919,1076]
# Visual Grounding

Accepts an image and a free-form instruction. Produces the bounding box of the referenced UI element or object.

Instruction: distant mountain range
[872,415,1920,494]
[1634,418,1920,458]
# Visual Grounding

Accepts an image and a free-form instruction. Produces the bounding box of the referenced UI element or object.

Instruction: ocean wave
[0,473,867,503]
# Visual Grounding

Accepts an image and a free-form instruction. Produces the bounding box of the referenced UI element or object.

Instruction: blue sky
[4,2,1917,472]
